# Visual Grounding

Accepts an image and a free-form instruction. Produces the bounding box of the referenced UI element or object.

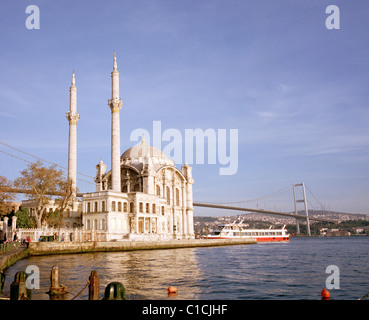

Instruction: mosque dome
[121,135,174,167]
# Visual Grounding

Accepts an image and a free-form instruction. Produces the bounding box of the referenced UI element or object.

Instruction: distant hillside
[193,210,369,235]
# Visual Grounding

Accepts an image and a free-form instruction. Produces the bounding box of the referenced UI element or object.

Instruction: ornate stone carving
[108,97,122,112]
[66,111,80,124]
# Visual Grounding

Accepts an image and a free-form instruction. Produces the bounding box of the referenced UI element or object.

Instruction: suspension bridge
[0,141,334,236]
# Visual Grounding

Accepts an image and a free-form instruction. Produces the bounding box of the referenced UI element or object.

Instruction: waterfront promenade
[0,238,256,270]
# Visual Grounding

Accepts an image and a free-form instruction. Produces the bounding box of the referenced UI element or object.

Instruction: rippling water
[3,237,369,300]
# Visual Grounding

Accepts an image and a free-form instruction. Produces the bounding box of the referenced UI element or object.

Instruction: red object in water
[321,288,330,300]
[168,286,178,294]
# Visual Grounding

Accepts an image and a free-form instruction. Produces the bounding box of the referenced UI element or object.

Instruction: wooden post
[47,266,68,299]
[10,271,31,300]
[89,270,100,300]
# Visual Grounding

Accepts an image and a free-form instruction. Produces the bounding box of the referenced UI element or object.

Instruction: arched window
[112,201,116,211]
[162,206,165,215]
[130,202,134,213]
[166,186,170,205]
[152,204,156,214]
[139,202,143,213]
[102,201,105,212]
[94,202,98,212]
[118,202,122,212]
[176,188,180,206]
[87,202,91,213]
[123,202,128,212]
[146,203,150,213]
[156,185,161,196]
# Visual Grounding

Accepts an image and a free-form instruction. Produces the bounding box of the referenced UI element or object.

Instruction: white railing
[15,228,107,243]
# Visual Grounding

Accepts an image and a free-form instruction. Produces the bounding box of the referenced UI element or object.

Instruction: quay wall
[28,238,256,256]
[0,239,256,269]
[0,248,29,271]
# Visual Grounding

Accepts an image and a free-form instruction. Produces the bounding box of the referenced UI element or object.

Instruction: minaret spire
[71,69,75,86]
[113,52,117,71]
[108,52,122,192]
[66,69,80,198]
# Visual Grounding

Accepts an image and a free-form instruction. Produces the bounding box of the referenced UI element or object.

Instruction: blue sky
[0,0,368,216]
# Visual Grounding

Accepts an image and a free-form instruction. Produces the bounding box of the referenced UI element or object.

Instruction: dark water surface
[3,237,369,300]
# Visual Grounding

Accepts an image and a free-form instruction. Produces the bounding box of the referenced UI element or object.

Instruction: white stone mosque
[22,53,195,241]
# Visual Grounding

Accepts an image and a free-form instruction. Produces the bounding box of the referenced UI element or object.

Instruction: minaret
[181,161,195,238]
[108,52,122,192]
[66,70,80,197]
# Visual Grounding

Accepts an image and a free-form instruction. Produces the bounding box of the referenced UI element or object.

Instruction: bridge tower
[293,183,311,236]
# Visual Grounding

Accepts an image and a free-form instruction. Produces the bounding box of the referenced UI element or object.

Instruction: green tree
[14,207,36,228]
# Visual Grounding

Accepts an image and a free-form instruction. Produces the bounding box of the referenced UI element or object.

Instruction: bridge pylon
[293,182,311,236]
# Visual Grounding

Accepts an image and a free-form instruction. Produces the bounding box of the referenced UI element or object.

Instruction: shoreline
[0,238,256,270]
[0,247,29,272]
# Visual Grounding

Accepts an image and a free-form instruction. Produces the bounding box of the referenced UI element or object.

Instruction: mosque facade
[74,54,195,241]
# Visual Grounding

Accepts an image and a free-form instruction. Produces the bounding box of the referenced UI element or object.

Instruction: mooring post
[89,270,100,300]
[0,271,5,292]
[47,266,68,299]
[10,271,31,300]
[102,282,126,300]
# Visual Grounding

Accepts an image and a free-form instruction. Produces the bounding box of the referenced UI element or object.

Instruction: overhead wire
[0,141,94,179]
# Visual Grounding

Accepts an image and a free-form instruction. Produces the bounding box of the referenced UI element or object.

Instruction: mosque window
[166,186,170,205]
[176,188,180,206]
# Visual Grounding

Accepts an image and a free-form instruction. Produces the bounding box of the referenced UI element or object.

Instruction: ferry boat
[202,221,290,242]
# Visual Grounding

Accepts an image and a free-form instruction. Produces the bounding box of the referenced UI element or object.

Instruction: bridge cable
[0,150,94,185]
[0,141,94,179]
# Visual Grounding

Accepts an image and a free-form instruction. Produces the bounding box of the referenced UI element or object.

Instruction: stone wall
[28,238,256,256]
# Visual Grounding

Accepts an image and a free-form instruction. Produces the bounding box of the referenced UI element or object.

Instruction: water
[2,237,369,300]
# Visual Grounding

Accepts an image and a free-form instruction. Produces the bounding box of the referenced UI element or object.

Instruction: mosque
[22,54,195,241]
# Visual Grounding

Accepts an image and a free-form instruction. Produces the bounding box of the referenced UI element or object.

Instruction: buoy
[321,288,330,300]
[168,286,178,294]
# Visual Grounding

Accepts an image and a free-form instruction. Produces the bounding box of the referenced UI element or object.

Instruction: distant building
[326,230,350,237]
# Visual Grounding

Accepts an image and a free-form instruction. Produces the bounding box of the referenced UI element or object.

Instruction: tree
[14,207,36,228]
[14,161,74,228]
[0,175,15,216]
